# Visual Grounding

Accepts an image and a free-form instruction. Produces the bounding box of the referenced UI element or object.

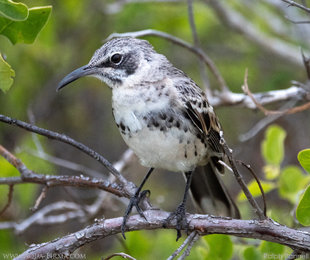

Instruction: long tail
[187,163,240,218]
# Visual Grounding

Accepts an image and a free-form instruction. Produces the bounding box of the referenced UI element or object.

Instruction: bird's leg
[165,171,193,241]
[121,167,154,239]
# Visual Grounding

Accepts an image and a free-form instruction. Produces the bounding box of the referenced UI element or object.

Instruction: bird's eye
[110,53,123,64]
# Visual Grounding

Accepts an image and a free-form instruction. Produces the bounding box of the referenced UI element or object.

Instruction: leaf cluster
[0,0,51,93]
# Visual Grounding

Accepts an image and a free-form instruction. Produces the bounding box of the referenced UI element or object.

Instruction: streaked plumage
[58,37,239,239]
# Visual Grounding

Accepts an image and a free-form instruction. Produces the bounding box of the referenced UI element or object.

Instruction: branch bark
[0,115,139,198]
[0,115,125,184]
[0,144,126,198]
[14,210,310,259]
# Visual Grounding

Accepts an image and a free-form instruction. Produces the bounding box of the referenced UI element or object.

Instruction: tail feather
[188,163,240,218]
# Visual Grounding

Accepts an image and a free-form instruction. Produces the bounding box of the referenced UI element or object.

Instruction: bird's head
[57,37,158,91]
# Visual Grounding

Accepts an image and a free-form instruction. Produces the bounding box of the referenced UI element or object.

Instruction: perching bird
[57,37,239,240]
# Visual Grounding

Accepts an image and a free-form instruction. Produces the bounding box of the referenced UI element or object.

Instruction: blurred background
[0,0,310,258]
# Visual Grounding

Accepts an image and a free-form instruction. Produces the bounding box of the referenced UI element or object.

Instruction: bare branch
[104,252,137,260]
[31,186,48,212]
[210,82,309,109]
[0,145,126,198]
[207,0,306,67]
[0,115,141,201]
[24,148,103,178]
[242,69,310,116]
[237,161,267,217]
[168,231,199,260]
[179,231,199,260]
[281,0,310,13]
[0,115,127,185]
[186,0,211,92]
[0,185,14,217]
[285,16,310,24]
[221,140,266,219]
[239,100,298,142]
[14,211,310,259]
[14,201,86,234]
[302,50,310,80]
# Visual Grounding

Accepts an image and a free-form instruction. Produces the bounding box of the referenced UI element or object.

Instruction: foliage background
[0,0,310,259]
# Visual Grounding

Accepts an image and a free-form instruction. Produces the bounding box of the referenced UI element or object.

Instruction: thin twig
[31,186,48,212]
[0,115,125,183]
[211,83,309,108]
[107,29,227,89]
[0,145,126,197]
[285,16,310,24]
[207,0,305,68]
[239,100,298,142]
[237,161,267,217]
[178,231,199,260]
[301,50,310,80]
[281,0,310,13]
[167,231,198,260]
[187,0,211,92]
[242,69,310,116]
[14,201,87,234]
[0,172,125,197]
[24,148,104,178]
[221,139,266,219]
[0,184,14,216]
[103,252,137,260]
[0,146,140,234]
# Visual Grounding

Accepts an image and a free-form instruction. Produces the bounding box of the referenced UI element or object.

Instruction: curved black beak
[57,65,97,92]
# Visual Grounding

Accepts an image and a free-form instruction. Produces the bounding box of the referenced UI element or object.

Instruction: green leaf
[0,0,28,21]
[203,234,233,260]
[238,180,275,201]
[260,241,285,257]
[261,125,286,166]
[279,166,308,204]
[0,54,15,92]
[243,246,262,260]
[0,6,52,44]
[298,149,310,173]
[296,185,310,226]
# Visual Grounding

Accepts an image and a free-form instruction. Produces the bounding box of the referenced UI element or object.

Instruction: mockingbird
[57,37,239,240]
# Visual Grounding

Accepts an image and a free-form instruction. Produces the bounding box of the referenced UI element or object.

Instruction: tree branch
[211,83,309,108]
[0,184,14,217]
[168,231,199,260]
[14,210,310,259]
[0,144,126,197]
[281,0,310,13]
[0,115,138,196]
[0,115,126,183]
[242,69,310,115]
[206,0,306,68]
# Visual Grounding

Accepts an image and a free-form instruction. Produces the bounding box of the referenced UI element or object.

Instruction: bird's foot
[164,202,188,241]
[121,189,150,239]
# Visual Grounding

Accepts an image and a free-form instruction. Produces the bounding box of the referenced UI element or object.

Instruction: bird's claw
[164,202,189,241]
[121,189,151,239]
